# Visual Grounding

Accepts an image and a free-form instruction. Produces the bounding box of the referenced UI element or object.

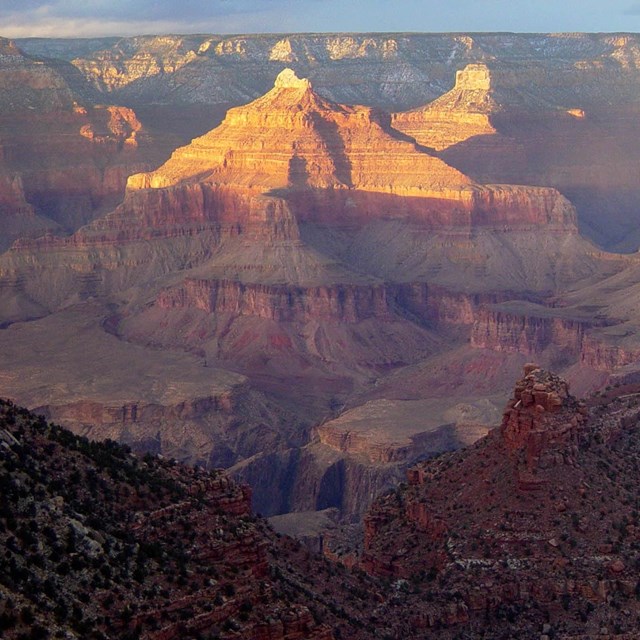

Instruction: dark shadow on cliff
[310,113,353,188]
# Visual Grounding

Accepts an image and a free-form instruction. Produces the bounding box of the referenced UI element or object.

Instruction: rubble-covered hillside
[362,366,640,638]
[0,399,380,640]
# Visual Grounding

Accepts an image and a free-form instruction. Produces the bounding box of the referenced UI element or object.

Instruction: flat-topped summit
[127,66,472,192]
[455,62,493,92]
[453,62,527,95]
[392,62,547,150]
[273,67,312,90]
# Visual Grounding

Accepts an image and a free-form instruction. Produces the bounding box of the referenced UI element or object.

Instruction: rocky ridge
[0,63,630,524]
[0,398,391,639]
[0,68,590,317]
[6,387,640,640]
[18,33,640,111]
[361,365,640,636]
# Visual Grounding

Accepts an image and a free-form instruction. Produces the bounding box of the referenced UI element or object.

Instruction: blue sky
[2,1,640,38]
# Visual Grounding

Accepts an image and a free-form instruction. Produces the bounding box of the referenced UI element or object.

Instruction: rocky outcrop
[390,58,640,251]
[156,278,531,329]
[126,68,576,234]
[500,365,587,475]
[392,63,503,151]
[128,67,473,198]
[580,332,640,370]
[361,367,640,635]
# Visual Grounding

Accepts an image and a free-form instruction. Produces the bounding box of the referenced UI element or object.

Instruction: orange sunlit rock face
[129,68,473,197]
[392,63,500,150]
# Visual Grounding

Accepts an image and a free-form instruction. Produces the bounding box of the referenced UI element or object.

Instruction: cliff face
[392,63,503,151]
[471,304,599,354]
[231,443,406,519]
[360,367,640,636]
[19,33,640,111]
[0,37,176,252]
[157,278,392,324]
[0,67,591,328]
[0,50,636,535]
[127,68,580,235]
[392,60,640,252]
[469,303,640,372]
[128,67,473,199]
[13,33,640,250]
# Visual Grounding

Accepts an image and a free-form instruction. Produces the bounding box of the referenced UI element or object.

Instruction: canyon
[0,37,173,253]
[2,32,640,534]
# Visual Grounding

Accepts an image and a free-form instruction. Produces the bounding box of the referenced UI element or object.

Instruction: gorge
[1,32,640,532]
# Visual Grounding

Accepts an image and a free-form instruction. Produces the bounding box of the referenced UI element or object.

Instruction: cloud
[2,0,640,38]
[0,0,286,22]
[0,1,295,37]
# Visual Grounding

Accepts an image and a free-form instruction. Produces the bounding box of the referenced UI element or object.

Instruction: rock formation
[0,68,592,314]
[361,366,640,636]
[6,377,640,638]
[15,33,640,250]
[0,61,631,526]
[0,398,391,639]
[392,63,505,151]
[0,37,169,251]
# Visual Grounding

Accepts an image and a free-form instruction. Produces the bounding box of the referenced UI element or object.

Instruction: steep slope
[0,398,390,639]
[362,365,640,636]
[393,59,640,251]
[4,381,640,640]
[15,33,640,250]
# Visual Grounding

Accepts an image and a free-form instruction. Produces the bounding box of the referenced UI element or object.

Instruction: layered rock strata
[0,37,166,250]
[0,63,628,529]
[0,69,587,319]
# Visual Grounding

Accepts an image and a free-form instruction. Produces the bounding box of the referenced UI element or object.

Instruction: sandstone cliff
[19,33,640,111]
[0,62,628,529]
[15,33,640,250]
[0,68,594,319]
[128,67,473,199]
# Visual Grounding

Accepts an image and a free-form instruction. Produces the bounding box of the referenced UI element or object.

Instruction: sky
[2,0,640,39]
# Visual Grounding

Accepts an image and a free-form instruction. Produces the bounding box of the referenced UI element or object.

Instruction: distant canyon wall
[18,33,640,111]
